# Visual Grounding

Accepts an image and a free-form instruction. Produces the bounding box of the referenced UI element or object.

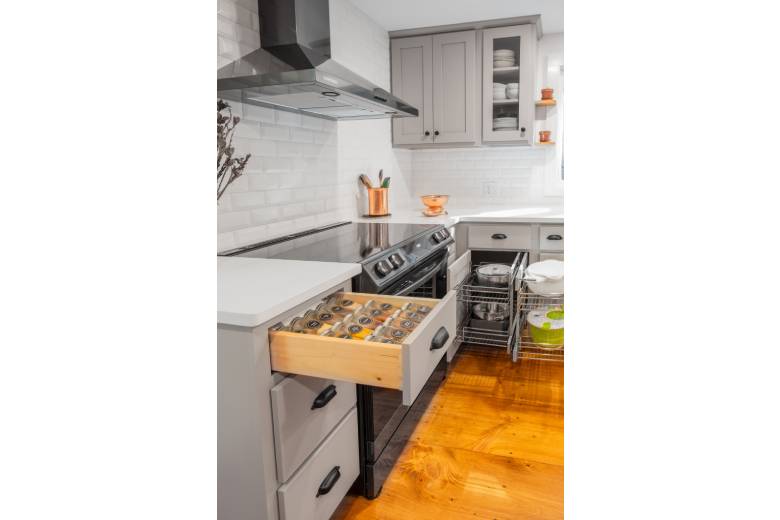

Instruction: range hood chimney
[217,0,419,121]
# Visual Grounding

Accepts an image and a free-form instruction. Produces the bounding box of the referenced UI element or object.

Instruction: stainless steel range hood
[217,0,419,121]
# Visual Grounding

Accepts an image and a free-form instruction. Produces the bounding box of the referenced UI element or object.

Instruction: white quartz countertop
[218,257,361,327]
[355,205,564,226]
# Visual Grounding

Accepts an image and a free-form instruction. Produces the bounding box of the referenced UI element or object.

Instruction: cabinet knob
[424,130,430,136]
[434,130,440,136]
[520,127,526,132]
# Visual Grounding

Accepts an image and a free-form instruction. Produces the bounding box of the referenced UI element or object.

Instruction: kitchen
[218,0,563,518]
[6,0,779,519]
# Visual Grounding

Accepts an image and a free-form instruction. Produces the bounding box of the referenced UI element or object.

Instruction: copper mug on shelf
[539,130,552,143]
[541,88,554,100]
[367,188,389,216]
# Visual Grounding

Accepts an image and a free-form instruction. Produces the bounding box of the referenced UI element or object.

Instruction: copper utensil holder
[367,188,389,216]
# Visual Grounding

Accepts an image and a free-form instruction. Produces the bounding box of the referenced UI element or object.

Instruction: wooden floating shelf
[535,99,557,106]
[493,66,519,74]
[492,99,519,105]
[536,141,556,146]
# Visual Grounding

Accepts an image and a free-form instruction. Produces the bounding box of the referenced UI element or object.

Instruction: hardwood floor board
[333,442,563,520]
[411,388,563,465]
[333,345,563,520]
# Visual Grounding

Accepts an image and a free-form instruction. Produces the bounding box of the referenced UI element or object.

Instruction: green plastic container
[527,307,564,346]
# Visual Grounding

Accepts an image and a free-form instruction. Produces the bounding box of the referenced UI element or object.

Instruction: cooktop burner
[224,222,439,263]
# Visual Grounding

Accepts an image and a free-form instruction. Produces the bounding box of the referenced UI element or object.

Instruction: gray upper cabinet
[481,24,536,144]
[391,36,433,145]
[392,31,477,146]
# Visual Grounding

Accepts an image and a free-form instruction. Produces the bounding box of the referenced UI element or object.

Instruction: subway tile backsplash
[217,0,562,253]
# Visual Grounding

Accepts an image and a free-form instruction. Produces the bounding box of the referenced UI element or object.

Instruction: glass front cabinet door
[482,24,537,144]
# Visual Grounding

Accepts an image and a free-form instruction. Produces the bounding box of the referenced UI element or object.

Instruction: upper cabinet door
[431,31,477,144]
[391,36,434,145]
[482,25,536,144]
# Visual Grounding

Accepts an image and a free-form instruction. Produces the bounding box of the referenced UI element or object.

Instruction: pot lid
[476,263,512,276]
[527,259,563,280]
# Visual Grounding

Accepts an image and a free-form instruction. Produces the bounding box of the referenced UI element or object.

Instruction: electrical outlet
[482,181,498,196]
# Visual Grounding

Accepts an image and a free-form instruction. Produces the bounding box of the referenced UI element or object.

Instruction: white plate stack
[493,116,518,131]
[493,82,507,100]
[493,49,515,68]
[505,82,519,99]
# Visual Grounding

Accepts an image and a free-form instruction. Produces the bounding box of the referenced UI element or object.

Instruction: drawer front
[446,251,471,362]
[539,225,564,251]
[269,292,456,406]
[540,252,564,261]
[402,290,456,405]
[271,376,356,483]
[277,407,359,520]
[468,224,532,250]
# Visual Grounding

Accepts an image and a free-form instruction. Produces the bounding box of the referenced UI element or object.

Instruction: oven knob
[439,229,449,239]
[389,253,404,268]
[375,260,392,277]
[431,232,443,244]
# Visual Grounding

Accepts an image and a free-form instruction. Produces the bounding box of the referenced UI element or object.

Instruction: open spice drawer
[269,291,456,406]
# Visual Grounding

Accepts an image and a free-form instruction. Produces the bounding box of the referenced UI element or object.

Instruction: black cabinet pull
[520,127,526,132]
[316,466,341,497]
[546,234,563,241]
[491,233,507,240]
[424,130,430,136]
[311,384,337,410]
[434,130,440,136]
[430,327,450,351]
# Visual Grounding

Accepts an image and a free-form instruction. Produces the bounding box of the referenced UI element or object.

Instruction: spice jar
[289,315,323,335]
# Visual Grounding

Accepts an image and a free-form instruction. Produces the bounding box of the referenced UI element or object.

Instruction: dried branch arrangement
[217,99,252,201]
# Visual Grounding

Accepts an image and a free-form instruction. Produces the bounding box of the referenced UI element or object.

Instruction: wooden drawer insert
[269,291,456,406]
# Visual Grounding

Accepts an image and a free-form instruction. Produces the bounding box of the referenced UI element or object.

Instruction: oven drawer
[271,376,356,483]
[468,224,532,250]
[277,407,359,520]
[539,225,564,251]
[269,291,456,406]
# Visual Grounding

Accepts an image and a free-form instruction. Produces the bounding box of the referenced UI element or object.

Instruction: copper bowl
[420,195,449,214]
[420,194,449,216]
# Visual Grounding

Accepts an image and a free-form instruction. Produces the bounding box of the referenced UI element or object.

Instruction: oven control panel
[365,227,453,286]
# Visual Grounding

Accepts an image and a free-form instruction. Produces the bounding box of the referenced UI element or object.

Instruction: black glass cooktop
[225,222,439,264]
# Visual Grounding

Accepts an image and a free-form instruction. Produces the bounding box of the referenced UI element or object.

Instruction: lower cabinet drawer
[271,376,356,483]
[269,291,456,406]
[539,225,564,251]
[468,224,532,250]
[277,407,359,520]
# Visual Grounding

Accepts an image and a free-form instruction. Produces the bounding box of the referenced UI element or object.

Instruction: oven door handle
[388,253,449,296]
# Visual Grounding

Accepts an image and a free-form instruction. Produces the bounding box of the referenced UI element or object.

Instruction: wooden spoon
[359,174,373,189]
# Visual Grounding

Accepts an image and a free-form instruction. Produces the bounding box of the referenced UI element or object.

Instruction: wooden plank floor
[332,344,563,520]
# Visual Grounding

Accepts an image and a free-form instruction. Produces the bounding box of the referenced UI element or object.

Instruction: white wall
[217,0,412,252]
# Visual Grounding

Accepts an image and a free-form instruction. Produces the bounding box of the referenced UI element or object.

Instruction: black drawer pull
[311,384,337,410]
[316,466,341,497]
[430,327,450,351]
[491,233,507,240]
[546,234,563,241]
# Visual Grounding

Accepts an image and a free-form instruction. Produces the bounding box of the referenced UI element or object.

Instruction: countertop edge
[218,262,362,328]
